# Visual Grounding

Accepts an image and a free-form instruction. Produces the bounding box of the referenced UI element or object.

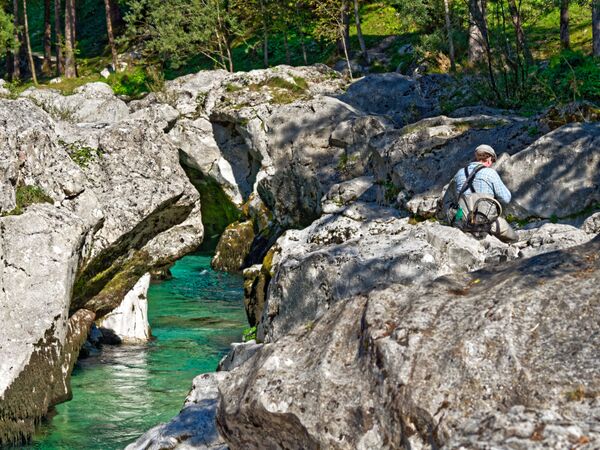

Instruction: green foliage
[62,140,103,168]
[538,51,600,103]
[242,325,257,342]
[0,8,16,56]
[108,67,150,97]
[2,185,53,216]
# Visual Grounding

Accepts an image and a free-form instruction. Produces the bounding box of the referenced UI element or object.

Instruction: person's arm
[490,170,512,204]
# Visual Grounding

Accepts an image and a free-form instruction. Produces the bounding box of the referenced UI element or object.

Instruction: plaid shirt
[454,162,512,204]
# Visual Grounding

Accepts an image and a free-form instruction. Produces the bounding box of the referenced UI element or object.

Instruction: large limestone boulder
[0,205,95,444]
[0,99,89,213]
[338,73,458,126]
[258,202,517,342]
[20,82,130,124]
[217,235,600,449]
[368,113,537,208]
[497,122,600,219]
[62,117,204,316]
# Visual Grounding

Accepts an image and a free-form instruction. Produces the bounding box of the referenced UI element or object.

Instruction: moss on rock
[0,310,94,446]
[212,220,256,273]
[178,163,241,251]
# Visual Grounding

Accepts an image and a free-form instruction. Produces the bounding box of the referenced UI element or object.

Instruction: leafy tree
[309,0,353,77]
[0,4,16,58]
[123,0,243,71]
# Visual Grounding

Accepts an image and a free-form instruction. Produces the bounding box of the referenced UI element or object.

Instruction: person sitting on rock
[452,144,519,243]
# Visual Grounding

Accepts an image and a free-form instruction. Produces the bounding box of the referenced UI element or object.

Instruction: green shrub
[65,142,103,168]
[540,51,600,103]
[108,67,150,97]
[242,326,257,342]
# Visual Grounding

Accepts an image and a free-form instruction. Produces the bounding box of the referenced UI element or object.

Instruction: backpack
[446,165,502,233]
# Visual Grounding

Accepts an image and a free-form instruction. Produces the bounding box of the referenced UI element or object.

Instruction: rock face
[258,203,518,342]
[0,80,205,443]
[497,122,600,219]
[0,205,95,443]
[3,65,599,449]
[216,236,600,449]
[97,273,152,343]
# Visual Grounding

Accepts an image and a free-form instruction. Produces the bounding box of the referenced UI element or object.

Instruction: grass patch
[2,185,53,216]
[61,140,103,168]
[248,76,309,104]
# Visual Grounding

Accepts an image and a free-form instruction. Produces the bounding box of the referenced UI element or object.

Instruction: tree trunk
[226,40,234,72]
[103,0,118,71]
[560,0,570,49]
[340,22,353,79]
[42,0,52,74]
[296,2,308,65]
[593,0,600,56]
[337,0,351,57]
[468,0,486,64]
[353,0,369,64]
[63,0,76,78]
[300,36,308,64]
[54,0,63,75]
[109,0,123,31]
[11,0,20,81]
[443,0,456,72]
[469,0,500,99]
[260,0,268,68]
[284,31,291,65]
[22,0,37,84]
[506,0,533,64]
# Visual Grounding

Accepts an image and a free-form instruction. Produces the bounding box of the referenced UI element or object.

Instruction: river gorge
[1,65,599,449]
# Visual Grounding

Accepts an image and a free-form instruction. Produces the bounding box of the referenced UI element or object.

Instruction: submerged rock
[125,373,229,450]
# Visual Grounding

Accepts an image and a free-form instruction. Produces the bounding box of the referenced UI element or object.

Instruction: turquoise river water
[25,254,246,450]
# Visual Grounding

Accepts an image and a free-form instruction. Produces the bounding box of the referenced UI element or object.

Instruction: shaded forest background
[0,0,599,112]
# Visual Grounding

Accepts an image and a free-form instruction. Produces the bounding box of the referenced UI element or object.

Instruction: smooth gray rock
[0,99,87,212]
[217,340,263,372]
[338,73,456,126]
[498,122,600,219]
[0,205,95,443]
[217,236,600,449]
[126,373,229,450]
[514,223,594,258]
[96,273,151,344]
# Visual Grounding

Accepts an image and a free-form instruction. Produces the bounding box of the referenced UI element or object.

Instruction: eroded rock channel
[1,66,599,449]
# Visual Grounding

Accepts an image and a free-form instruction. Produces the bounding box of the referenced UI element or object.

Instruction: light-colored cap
[475,144,497,160]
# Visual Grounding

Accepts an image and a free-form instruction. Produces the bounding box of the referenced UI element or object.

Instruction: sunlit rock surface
[498,122,600,219]
[97,273,152,344]
[217,236,600,449]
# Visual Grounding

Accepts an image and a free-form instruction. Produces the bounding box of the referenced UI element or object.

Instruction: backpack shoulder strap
[459,164,485,198]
